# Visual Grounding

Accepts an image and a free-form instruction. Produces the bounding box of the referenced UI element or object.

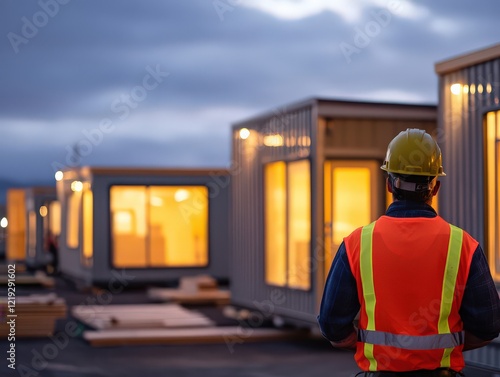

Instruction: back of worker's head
[380,128,445,203]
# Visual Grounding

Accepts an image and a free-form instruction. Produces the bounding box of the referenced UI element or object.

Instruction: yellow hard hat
[380,129,446,177]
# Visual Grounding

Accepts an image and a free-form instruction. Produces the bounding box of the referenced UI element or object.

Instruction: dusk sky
[1,0,500,189]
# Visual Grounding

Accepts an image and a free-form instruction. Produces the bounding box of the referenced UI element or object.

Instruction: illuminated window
[66,190,81,249]
[110,185,209,268]
[265,162,287,286]
[288,160,311,290]
[111,186,147,267]
[6,189,26,261]
[264,160,311,290]
[485,110,500,281]
[324,161,380,278]
[49,201,61,237]
[82,188,93,262]
[28,211,36,258]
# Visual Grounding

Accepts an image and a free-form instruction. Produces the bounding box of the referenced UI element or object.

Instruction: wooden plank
[148,288,230,305]
[84,326,308,347]
[72,303,215,330]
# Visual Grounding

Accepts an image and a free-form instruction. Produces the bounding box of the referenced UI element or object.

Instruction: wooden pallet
[0,271,54,287]
[72,303,215,330]
[0,293,67,338]
[148,275,230,305]
[83,326,308,347]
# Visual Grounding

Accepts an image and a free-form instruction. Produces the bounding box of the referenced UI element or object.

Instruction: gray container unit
[230,98,437,326]
[435,43,500,370]
[56,167,230,287]
[24,187,59,270]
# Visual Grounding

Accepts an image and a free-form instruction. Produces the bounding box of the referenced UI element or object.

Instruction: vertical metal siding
[439,57,500,246]
[231,105,316,322]
[439,58,500,370]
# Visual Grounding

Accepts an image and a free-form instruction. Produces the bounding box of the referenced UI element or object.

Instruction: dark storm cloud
[0,0,500,186]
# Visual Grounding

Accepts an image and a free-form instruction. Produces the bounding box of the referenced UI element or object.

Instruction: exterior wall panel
[231,104,317,323]
[438,57,500,246]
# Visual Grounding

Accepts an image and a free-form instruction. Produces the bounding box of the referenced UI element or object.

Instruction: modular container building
[56,167,230,287]
[6,187,59,269]
[435,43,500,370]
[230,98,437,326]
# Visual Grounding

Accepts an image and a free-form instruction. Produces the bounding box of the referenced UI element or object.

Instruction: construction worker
[318,129,500,377]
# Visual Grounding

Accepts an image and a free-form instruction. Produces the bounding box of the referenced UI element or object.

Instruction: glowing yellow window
[265,161,287,286]
[148,186,208,267]
[264,160,311,290]
[110,185,209,268]
[485,110,500,281]
[66,191,81,249]
[28,211,36,258]
[82,188,93,262]
[288,160,311,290]
[49,201,61,237]
[111,186,147,268]
[6,189,26,261]
[324,161,380,278]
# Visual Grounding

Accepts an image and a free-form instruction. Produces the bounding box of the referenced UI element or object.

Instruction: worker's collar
[386,200,437,218]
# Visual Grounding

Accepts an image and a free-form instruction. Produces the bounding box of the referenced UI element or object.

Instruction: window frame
[108,184,211,270]
[263,158,312,291]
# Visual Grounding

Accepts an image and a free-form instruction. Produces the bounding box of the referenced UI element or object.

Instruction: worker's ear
[432,180,441,196]
[386,177,393,194]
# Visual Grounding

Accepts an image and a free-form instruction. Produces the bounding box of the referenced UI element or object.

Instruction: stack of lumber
[72,303,215,330]
[0,293,67,337]
[0,271,55,287]
[83,326,308,347]
[147,275,230,305]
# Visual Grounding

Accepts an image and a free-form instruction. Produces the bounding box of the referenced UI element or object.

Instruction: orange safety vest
[344,215,478,372]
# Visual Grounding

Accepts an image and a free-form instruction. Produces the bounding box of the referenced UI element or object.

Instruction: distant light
[55,171,64,181]
[174,189,190,202]
[487,83,492,93]
[239,128,250,140]
[462,85,469,94]
[0,217,7,228]
[39,206,48,217]
[450,83,461,95]
[478,84,484,94]
[71,181,83,192]
[263,134,284,147]
[470,84,476,94]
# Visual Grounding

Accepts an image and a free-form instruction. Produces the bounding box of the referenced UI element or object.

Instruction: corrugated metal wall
[438,57,500,246]
[231,104,317,323]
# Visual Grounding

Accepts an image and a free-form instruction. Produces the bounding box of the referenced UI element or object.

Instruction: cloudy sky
[1,0,500,188]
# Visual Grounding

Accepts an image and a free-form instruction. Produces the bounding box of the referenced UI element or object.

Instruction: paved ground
[0,275,498,377]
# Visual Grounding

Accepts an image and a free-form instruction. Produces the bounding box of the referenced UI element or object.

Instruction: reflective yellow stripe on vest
[438,224,463,367]
[359,222,464,370]
[360,221,377,371]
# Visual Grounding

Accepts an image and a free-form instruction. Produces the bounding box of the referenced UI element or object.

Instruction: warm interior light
[263,134,284,147]
[71,181,83,192]
[450,83,461,95]
[239,128,250,140]
[0,217,8,228]
[487,83,492,93]
[463,85,469,94]
[55,171,64,181]
[39,206,48,217]
[150,196,164,207]
[478,84,484,94]
[174,189,190,202]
